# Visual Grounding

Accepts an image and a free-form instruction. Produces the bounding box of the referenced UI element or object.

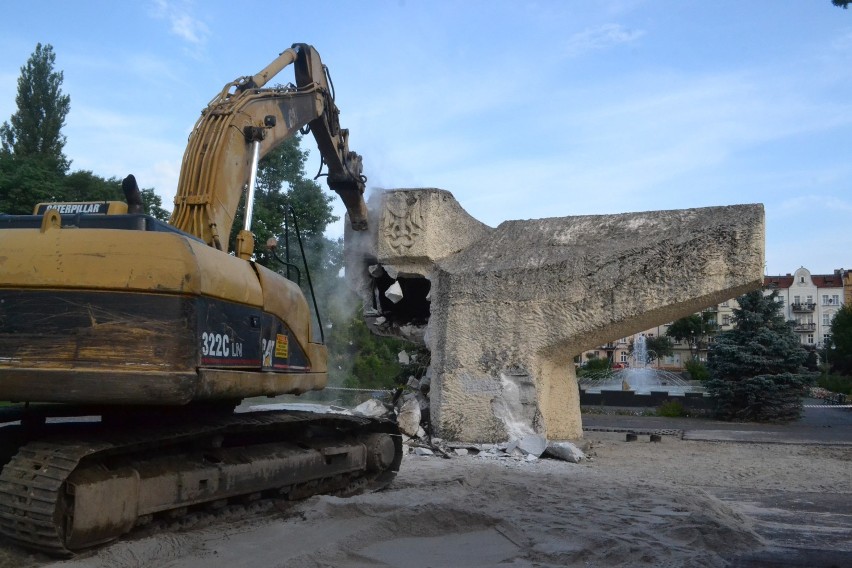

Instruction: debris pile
[352,353,586,464]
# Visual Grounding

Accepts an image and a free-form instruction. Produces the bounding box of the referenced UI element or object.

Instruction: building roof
[813,275,843,288]
[763,272,844,289]
[764,275,793,289]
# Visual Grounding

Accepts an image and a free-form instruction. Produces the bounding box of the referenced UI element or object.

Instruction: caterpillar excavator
[0,43,401,556]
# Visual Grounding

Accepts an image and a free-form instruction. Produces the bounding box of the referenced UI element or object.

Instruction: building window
[823,313,831,326]
[833,295,840,305]
[806,295,813,303]
[620,352,628,363]
[794,295,800,304]
[721,301,729,307]
[824,334,831,345]
[722,315,731,326]
[807,334,814,344]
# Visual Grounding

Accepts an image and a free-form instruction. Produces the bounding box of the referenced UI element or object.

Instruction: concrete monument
[346,189,764,442]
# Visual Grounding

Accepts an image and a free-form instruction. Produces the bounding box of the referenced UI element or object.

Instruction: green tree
[230,136,337,268]
[57,171,170,220]
[0,44,168,220]
[328,312,406,390]
[827,303,852,375]
[665,312,717,358]
[0,151,63,213]
[1,43,70,173]
[706,290,814,423]
[139,187,171,221]
[833,0,850,9]
[684,359,709,381]
[578,354,611,377]
[636,336,674,363]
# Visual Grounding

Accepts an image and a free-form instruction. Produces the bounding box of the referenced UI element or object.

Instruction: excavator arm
[169,43,368,254]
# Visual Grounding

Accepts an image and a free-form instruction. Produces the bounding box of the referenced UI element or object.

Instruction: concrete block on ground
[397,398,422,437]
[545,441,586,463]
[517,434,547,457]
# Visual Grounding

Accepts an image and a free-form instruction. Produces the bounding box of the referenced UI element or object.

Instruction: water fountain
[579,335,704,395]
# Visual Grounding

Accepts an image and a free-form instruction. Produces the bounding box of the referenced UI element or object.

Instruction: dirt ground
[1,416,850,568]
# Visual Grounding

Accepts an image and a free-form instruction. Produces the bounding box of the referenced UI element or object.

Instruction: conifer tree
[827,303,852,375]
[1,43,70,173]
[706,289,814,422]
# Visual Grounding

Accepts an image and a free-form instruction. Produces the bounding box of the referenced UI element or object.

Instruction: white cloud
[563,23,645,58]
[150,0,210,47]
[776,195,852,216]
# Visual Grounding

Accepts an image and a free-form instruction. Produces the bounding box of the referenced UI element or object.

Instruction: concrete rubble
[396,397,422,438]
[352,398,390,418]
[354,395,587,463]
[384,281,404,304]
[397,350,410,365]
[345,188,765,443]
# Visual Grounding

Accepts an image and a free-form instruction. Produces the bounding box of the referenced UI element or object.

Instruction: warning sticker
[275,334,288,359]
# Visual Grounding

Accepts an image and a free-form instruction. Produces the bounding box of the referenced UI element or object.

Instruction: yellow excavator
[0,44,401,556]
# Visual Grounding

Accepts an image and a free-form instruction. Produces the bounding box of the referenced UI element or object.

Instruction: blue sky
[1,1,850,276]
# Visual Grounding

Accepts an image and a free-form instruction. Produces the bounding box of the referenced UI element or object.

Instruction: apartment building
[579,266,848,370]
[765,267,844,349]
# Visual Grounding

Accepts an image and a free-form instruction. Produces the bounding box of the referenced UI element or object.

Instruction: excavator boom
[169,43,368,252]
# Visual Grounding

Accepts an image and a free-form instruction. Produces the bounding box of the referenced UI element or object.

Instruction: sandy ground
[1,423,850,568]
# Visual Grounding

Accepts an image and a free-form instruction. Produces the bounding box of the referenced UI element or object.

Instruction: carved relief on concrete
[383,192,424,254]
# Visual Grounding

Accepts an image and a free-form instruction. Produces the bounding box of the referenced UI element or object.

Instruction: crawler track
[0,410,401,557]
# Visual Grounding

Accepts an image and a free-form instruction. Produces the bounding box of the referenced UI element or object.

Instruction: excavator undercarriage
[0,406,400,556]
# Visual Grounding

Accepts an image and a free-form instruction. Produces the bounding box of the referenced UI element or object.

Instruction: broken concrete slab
[397,397,422,437]
[517,434,548,458]
[384,281,404,303]
[545,441,586,463]
[346,189,764,443]
[352,398,389,418]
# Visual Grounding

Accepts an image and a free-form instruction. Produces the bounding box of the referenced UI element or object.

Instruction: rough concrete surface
[346,189,765,443]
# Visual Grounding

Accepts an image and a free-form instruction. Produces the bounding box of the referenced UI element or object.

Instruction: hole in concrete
[372,273,431,326]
